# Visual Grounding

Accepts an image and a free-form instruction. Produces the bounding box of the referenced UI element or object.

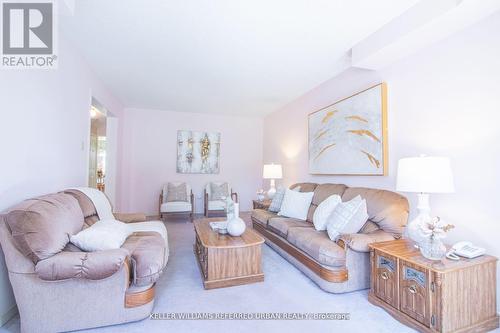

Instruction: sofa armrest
[35,248,129,281]
[337,230,395,253]
[114,212,147,223]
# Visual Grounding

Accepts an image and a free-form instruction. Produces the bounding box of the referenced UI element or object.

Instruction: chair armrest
[159,192,163,216]
[114,212,147,223]
[231,191,238,203]
[191,191,195,213]
[35,248,129,281]
[337,230,395,253]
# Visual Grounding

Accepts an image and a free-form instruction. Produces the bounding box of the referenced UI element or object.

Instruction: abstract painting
[177,130,220,174]
[308,83,387,175]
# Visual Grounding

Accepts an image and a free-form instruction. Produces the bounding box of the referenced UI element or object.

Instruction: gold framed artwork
[308,83,387,175]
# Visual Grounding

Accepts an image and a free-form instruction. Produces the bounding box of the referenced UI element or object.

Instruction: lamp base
[267,179,277,199]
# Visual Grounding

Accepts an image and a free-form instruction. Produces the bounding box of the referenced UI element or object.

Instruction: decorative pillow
[210,183,229,200]
[166,183,187,202]
[70,219,133,252]
[312,194,342,231]
[278,189,314,220]
[6,193,84,264]
[269,186,301,213]
[326,195,369,241]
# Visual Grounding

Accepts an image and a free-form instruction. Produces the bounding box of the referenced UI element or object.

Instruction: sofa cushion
[251,209,277,227]
[35,248,128,281]
[290,182,318,193]
[121,232,168,286]
[5,193,84,263]
[64,189,99,227]
[338,229,395,253]
[341,187,409,236]
[308,184,348,222]
[268,217,312,238]
[287,228,346,267]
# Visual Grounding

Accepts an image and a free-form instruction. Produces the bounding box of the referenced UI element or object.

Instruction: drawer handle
[381,272,389,280]
[409,285,417,294]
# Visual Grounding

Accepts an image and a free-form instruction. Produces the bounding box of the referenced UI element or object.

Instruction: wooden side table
[368,239,498,333]
[252,199,271,210]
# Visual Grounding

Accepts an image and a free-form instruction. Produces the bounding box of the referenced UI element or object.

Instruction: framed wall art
[308,83,387,175]
[177,130,220,174]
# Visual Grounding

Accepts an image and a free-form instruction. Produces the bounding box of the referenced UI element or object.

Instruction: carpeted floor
[1,215,418,333]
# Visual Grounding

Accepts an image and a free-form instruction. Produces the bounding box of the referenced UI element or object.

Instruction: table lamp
[263,164,282,199]
[396,156,454,244]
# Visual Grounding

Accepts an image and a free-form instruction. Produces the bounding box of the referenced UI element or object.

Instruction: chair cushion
[121,232,168,286]
[161,202,192,213]
[210,182,229,200]
[287,228,346,267]
[64,189,98,227]
[163,182,191,203]
[5,193,84,264]
[165,183,188,202]
[251,209,277,227]
[35,248,128,281]
[268,217,312,238]
[208,200,225,211]
[341,187,409,236]
[290,183,318,193]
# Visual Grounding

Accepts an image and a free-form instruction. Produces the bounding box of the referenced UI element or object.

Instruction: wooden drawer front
[195,235,208,279]
[400,261,430,326]
[373,251,398,308]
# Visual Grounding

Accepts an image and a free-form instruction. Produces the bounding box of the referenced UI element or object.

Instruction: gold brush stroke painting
[308,83,387,175]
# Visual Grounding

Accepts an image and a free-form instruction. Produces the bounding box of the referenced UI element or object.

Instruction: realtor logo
[1,0,58,68]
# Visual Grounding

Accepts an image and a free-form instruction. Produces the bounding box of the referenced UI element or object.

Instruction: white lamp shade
[396,156,454,193]
[263,164,282,179]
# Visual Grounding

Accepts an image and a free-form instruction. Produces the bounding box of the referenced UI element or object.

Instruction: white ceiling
[61,0,419,116]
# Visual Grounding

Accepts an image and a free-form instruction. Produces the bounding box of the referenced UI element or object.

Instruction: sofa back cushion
[290,182,318,193]
[64,189,99,227]
[341,187,409,236]
[5,193,84,263]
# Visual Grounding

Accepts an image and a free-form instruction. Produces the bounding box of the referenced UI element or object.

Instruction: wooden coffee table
[193,217,265,289]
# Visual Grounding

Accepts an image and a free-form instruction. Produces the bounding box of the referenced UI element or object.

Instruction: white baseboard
[0,305,18,327]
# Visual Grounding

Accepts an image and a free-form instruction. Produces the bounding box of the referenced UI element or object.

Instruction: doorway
[88,98,118,207]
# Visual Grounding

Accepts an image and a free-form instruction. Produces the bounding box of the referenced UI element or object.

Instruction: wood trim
[125,285,155,308]
[252,220,348,282]
[204,273,264,289]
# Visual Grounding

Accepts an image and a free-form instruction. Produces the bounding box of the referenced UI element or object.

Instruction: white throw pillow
[326,195,369,241]
[268,186,301,213]
[278,189,314,220]
[70,219,133,252]
[312,194,342,231]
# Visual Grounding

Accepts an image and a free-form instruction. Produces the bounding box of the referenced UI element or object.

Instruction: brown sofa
[251,183,408,293]
[0,189,169,333]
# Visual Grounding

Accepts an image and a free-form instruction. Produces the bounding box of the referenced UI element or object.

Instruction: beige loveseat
[0,190,169,333]
[251,183,408,293]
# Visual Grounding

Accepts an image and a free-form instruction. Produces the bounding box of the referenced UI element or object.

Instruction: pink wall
[0,36,123,322]
[117,108,263,215]
[264,12,500,308]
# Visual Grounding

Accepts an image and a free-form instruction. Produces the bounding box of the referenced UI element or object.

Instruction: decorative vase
[227,203,246,237]
[419,236,447,260]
